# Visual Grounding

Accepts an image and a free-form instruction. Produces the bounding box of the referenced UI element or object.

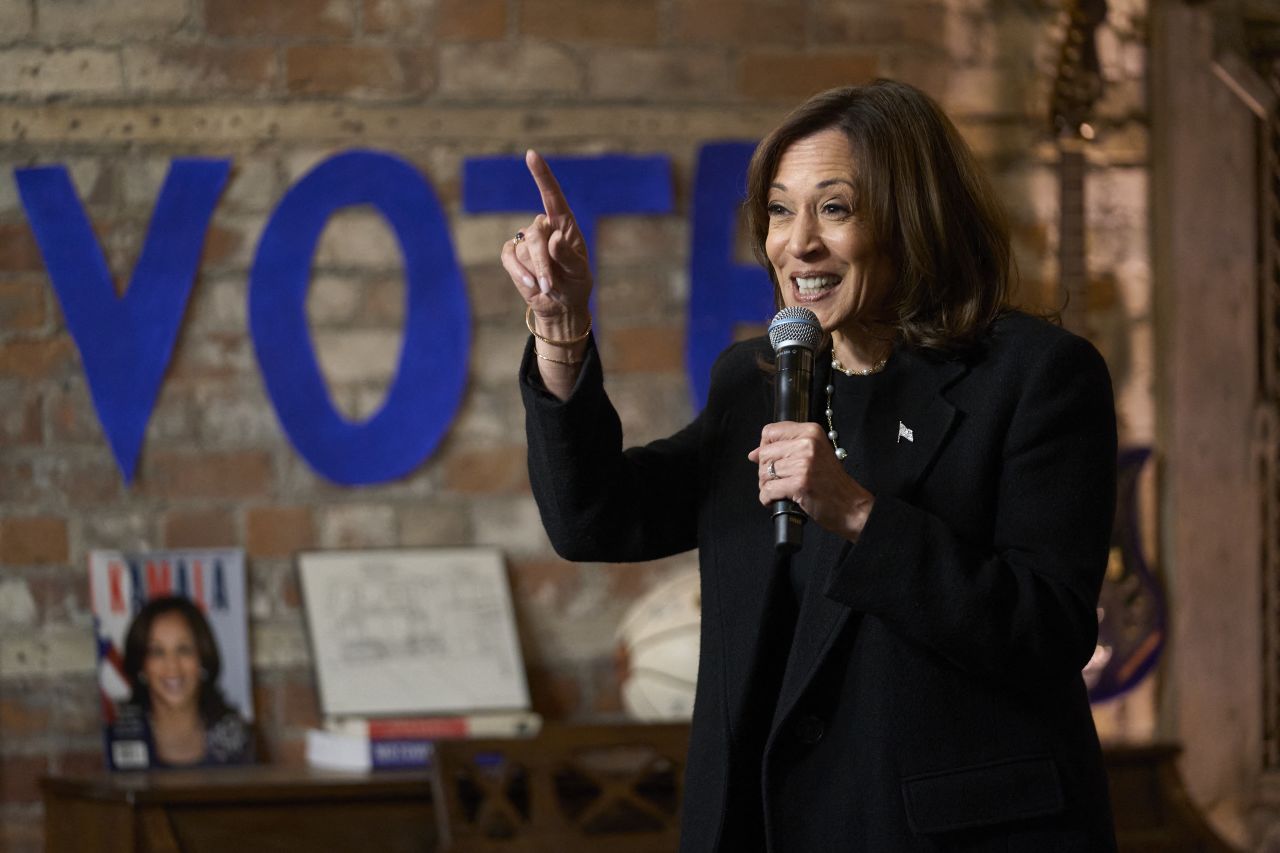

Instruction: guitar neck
[1058,144,1088,334]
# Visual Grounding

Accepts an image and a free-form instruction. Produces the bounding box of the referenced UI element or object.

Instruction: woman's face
[765,128,895,336]
[143,611,201,714]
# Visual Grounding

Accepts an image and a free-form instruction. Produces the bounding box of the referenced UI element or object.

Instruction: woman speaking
[502,79,1117,851]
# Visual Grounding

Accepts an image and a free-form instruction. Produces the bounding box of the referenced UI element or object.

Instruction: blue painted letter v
[15,160,231,484]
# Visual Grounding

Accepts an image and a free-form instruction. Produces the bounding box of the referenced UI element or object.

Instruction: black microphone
[767,306,821,554]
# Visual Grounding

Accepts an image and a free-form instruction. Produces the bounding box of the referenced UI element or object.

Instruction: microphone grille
[768,307,821,353]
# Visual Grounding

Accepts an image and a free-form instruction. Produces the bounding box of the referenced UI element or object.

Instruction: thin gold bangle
[526,304,592,347]
[535,349,582,367]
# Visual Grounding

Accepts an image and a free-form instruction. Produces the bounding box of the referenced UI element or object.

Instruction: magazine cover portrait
[89,548,255,770]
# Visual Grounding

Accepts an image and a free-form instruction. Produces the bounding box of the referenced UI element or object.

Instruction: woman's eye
[766,202,789,216]
[822,202,851,216]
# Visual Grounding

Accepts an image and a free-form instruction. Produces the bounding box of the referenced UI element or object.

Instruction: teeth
[795,275,839,293]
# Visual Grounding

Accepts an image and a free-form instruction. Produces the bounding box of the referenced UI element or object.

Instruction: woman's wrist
[527,304,591,346]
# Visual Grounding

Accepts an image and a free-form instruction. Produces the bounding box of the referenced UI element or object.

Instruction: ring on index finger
[513,231,525,244]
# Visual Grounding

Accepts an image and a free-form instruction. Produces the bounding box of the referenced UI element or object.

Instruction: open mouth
[793,274,840,298]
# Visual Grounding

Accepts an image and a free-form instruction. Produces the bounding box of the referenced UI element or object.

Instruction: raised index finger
[526,149,571,220]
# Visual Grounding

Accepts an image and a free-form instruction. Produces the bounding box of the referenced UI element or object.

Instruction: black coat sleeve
[825,332,1117,684]
[521,335,716,563]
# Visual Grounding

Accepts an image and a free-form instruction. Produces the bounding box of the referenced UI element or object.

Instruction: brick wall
[0,0,1150,849]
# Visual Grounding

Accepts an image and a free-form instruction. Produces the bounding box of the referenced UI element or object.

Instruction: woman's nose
[786,210,823,258]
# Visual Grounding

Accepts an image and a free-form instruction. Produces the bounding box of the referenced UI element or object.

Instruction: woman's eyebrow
[770,178,855,191]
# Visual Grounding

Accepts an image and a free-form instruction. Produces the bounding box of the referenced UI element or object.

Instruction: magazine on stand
[89,548,255,770]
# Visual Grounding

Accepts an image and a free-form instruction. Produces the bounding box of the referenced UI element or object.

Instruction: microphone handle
[771,346,813,554]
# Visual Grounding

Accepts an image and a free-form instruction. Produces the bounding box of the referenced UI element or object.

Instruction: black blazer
[521,311,1118,852]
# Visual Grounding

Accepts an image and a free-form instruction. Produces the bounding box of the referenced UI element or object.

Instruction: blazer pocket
[901,755,1065,835]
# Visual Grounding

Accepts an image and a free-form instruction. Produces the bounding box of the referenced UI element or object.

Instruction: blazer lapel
[867,347,967,500]
[765,348,969,744]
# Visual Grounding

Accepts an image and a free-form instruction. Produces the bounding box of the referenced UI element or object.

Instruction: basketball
[615,570,701,721]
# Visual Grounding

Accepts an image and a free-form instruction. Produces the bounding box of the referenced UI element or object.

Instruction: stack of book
[305,711,542,771]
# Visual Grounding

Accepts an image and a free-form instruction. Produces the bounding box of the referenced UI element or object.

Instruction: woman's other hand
[748,421,875,542]
[501,150,593,398]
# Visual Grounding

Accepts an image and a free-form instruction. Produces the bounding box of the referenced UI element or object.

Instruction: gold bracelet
[535,350,582,366]
[526,304,592,347]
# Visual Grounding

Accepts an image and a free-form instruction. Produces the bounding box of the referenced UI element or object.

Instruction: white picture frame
[298,548,530,718]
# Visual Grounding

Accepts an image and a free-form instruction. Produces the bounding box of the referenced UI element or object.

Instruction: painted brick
[52,457,127,508]
[0,754,46,804]
[362,275,406,324]
[397,501,473,546]
[521,0,658,44]
[362,0,432,35]
[0,625,98,677]
[249,620,311,668]
[246,506,314,558]
[525,661,583,718]
[595,218,687,263]
[470,496,548,557]
[739,52,879,100]
[942,66,1033,118]
[317,503,397,548]
[222,158,280,214]
[508,557,582,611]
[436,0,506,40]
[0,578,38,627]
[37,0,187,41]
[0,223,46,271]
[191,387,281,445]
[0,48,124,97]
[25,572,92,625]
[185,277,248,333]
[304,275,362,324]
[606,325,686,373]
[437,43,580,98]
[812,3,949,49]
[142,450,274,500]
[590,654,624,715]
[76,512,154,556]
[204,0,354,38]
[0,517,67,565]
[285,44,406,98]
[452,216,529,267]
[442,446,530,494]
[0,278,47,332]
[0,383,42,445]
[586,49,732,101]
[123,45,276,96]
[162,508,236,548]
[312,329,400,384]
[0,0,32,39]
[605,374,693,445]
[280,671,321,728]
[314,208,403,267]
[672,0,804,46]
[0,820,42,853]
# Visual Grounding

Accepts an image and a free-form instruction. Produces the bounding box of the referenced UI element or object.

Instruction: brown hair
[745,79,1014,353]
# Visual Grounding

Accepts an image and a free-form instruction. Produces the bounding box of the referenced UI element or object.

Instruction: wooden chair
[431,723,690,853]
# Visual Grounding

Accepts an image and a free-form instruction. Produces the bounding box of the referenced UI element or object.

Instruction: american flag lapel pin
[897,421,914,444]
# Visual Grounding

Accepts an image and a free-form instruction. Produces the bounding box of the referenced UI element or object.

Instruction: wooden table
[41,765,436,853]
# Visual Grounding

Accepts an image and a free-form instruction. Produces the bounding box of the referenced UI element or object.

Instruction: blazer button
[794,714,824,745]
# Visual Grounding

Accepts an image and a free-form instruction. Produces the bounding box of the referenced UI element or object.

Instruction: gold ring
[513,231,525,244]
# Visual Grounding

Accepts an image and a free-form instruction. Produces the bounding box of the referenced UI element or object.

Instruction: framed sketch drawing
[298,548,530,717]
